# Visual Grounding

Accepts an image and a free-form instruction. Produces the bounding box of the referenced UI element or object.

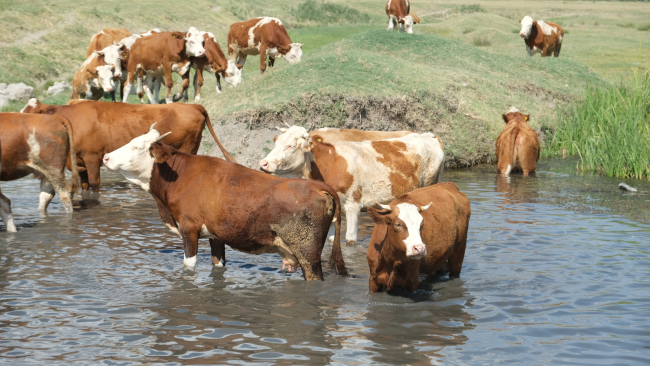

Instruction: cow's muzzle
[407,244,427,258]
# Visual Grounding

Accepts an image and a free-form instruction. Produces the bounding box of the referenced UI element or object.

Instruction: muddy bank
[200,93,553,169]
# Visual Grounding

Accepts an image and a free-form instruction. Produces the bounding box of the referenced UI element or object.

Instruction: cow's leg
[143,75,156,104]
[448,230,468,279]
[286,239,324,281]
[79,170,90,191]
[163,65,175,104]
[194,69,204,101]
[541,46,549,57]
[215,73,222,94]
[181,230,200,268]
[38,178,56,211]
[0,191,17,232]
[209,238,226,267]
[268,56,275,68]
[387,16,395,30]
[110,90,116,102]
[173,73,190,102]
[122,73,133,103]
[399,22,406,32]
[236,54,247,66]
[343,201,361,246]
[85,159,101,193]
[136,73,146,103]
[154,77,162,103]
[259,45,268,74]
[554,42,562,57]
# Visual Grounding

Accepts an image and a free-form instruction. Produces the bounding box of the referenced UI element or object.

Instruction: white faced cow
[260,126,445,246]
[519,15,564,57]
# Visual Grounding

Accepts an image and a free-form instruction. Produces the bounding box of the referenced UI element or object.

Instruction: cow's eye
[286,145,295,150]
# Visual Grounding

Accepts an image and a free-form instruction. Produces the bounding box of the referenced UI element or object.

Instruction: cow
[496,107,540,176]
[519,16,564,57]
[20,99,236,192]
[102,127,347,280]
[185,32,243,102]
[294,127,414,144]
[119,29,162,103]
[366,182,470,293]
[86,28,132,102]
[386,0,421,34]
[0,113,80,224]
[123,28,205,104]
[71,49,118,100]
[227,17,302,74]
[260,126,445,246]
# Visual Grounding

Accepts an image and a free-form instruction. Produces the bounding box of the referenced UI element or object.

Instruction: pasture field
[1,0,649,167]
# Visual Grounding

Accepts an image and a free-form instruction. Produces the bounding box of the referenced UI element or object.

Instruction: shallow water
[0,161,649,365]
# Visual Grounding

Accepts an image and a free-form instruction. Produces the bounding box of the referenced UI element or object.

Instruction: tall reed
[545,69,650,180]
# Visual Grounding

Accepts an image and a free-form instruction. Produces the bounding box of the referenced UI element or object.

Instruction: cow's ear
[273,134,279,143]
[519,20,522,24]
[533,21,537,27]
[277,45,288,54]
[149,142,171,164]
[502,114,509,123]
[236,64,244,70]
[368,206,393,224]
[523,114,530,122]
[302,136,313,152]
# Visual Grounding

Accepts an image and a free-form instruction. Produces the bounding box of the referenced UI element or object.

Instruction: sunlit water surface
[0,162,648,365]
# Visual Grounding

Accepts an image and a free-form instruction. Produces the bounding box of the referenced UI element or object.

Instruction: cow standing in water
[495,107,540,176]
[367,182,471,293]
[386,0,421,34]
[0,113,80,227]
[102,128,347,280]
[228,17,302,74]
[519,15,564,57]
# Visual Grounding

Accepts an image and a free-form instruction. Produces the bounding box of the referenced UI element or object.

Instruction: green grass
[472,35,491,47]
[291,0,373,25]
[638,24,650,31]
[544,69,650,180]
[617,22,635,28]
[459,4,485,14]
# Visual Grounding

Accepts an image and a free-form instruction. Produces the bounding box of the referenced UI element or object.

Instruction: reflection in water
[0,166,649,364]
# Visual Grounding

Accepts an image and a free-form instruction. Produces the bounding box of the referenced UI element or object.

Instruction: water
[0,162,649,365]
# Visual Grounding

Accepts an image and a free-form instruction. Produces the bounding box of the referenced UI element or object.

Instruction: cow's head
[403,15,417,34]
[21,98,58,114]
[185,27,206,57]
[96,43,125,79]
[102,124,171,191]
[259,125,311,177]
[519,16,535,38]
[219,60,243,88]
[93,63,116,93]
[502,107,530,124]
[277,43,303,65]
[368,202,432,259]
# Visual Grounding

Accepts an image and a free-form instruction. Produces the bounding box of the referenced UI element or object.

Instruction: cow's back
[311,129,413,143]
[86,28,132,57]
[129,32,185,71]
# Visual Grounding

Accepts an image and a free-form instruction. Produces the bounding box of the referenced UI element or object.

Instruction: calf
[386,0,421,34]
[519,16,564,57]
[496,107,540,176]
[228,17,302,74]
[21,99,236,192]
[123,28,205,104]
[186,32,243,101]
[102,128,347,280]
[260,126,444,246]
[0,113,80,220]
[71,50,117,100]
[367,182,470,293]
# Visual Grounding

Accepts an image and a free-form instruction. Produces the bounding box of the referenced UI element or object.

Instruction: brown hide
[21,100,236,191]
[522,20,564,57]
[85,28,132,57]
[0,113,80,211]
[386,0,419,23]
[71,54,111,100]
[496,112,540,176]
[147,143,347,279]
[227,18,295,74]
[190,33,236,98]
[367,182,470,293]
[310,129,413,143]
[125,32,192,101]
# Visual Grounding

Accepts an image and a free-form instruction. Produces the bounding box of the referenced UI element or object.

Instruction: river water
[0,160,648,365]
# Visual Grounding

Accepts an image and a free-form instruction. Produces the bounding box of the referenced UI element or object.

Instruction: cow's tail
[501,130,519,174]
[325,189,348,276]
[199,107,239,164]
[60,117,80,196]
[411,12,421,24]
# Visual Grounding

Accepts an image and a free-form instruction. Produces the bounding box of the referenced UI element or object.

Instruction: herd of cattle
[0,1,554,292]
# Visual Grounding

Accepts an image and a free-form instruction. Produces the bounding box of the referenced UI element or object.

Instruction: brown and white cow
[71,49,118,100]
[123,28,205,104]
[185,31,243,102]
[20,99,236,192]
[260,126,445,246]
[86,28,131,102]
[519,16,564,57]
[367,182,470,292]
[228,17,302,74]
[102,128,347,280]
[301,127,413,144]
[496,107,540,176]
[386,0,421,34]
[0,113,80,224]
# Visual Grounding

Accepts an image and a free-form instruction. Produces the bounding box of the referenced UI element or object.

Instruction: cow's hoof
[183,255,197,268]
[212,256,224,267]
[345,240,356,247]
[194,96,201,102]
[165,98,173,104]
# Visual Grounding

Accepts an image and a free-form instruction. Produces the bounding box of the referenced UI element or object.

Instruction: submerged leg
[0,191,16,232]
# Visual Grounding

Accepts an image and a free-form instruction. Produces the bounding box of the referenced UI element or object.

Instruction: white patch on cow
[388,15,397,30]
[537,20,556,35]
[318,127,340,132]
[284,43,303,64]
[98,43,123,78]
[505,164,512,175]
[404,15,415,34]
[508,106,520,113]
[183,254,197,267]
[200,224,217,239]
[396,203,427,258]
[185,27,206,57]
[102,129,171,191]
[519,15,534,38]
[172,61,191,76]
[260,126,312,177]
[223,60,242,87]
[95,64,115,92]
[248,17,282,47]
[165,223,181,237]
[21,98,38,113]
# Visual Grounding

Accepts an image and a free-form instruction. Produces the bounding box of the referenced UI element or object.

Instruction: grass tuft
[459,4,485,14]
[638,23,650,31]
[617,22,635,28]
[291,0,371,25]
[473,35,491,47]
[545,69,650,180]
[463,27,475,35]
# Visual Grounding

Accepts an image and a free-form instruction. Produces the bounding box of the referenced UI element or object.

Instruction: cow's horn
[283,122,291,128]
[276,126,287,133]
[378,203,392,211]
[156,131,172,141]
[419,202,433,212]
[149,122,158,131]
